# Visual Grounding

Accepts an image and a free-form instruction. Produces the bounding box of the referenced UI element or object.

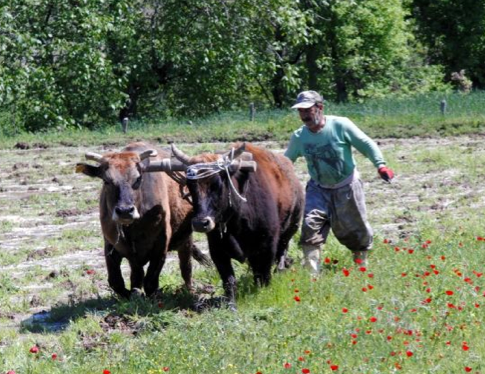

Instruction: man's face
[298,104,323,130]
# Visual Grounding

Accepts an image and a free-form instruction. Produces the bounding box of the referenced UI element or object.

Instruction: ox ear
[75,163,102,178]
[223,143,246,160]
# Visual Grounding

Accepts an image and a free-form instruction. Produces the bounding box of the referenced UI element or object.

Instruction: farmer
[284,90,394,272]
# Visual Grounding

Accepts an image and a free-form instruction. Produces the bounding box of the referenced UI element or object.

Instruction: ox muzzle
[112,204,140,225]
[192,216,216,233]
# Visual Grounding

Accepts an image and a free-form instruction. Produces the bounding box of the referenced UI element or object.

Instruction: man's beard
[305,111,321,127]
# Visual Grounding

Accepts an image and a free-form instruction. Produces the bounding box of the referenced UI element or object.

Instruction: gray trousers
[300,179,373,252]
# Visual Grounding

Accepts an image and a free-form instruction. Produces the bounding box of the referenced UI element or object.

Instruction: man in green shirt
[284,90,394,272]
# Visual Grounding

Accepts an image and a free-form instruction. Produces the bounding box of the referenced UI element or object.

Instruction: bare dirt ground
[1,136,484,332]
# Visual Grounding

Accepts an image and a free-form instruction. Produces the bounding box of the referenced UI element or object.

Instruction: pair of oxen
[76,141,304,309]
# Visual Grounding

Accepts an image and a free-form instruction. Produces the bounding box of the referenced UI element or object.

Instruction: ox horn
[85,152,104,163]
[223,143,246,160]
[171,144,191,165]
[139,149,158,160]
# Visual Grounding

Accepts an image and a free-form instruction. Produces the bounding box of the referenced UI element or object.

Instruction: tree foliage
[0,0,469,132]
[411,0,485,88]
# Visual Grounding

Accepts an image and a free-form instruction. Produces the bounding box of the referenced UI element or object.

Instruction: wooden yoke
[145,158,258,173]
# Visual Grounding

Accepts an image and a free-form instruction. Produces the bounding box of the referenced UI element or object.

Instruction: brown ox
[76,142,210,298]
[171,142,304,309]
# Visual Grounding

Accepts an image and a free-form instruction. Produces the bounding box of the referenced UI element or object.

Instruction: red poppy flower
[342,307,348,313]
[302,369,310,374]
[355,258,363,265]
[86,269,95,275]
[369,316,377,323]
[294,295,301,302]
[29,346,39,354]
[51,353,57,360]
[406,351,413,357]
[408,249,414,254]
[401,272,407,277]
[163,367,169,372]
[103,370,111,374]
[362,287,368,292]
[284,362,292,369]
[330,365,339,371]
[383,238,389,244]
[465,367,472,372]
[368,273,374,278]
[462,343,470,351]
[342,268,350,277]
[324,257,331,264]
[446,290,454,296]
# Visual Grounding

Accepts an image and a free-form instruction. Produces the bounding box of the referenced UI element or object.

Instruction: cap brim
[291,102,315,109]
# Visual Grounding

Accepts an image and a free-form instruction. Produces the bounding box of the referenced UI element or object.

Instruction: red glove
[378,166,394,182]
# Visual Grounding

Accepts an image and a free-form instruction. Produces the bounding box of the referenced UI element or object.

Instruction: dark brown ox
[76,142,210,298]
[171,142,304,309]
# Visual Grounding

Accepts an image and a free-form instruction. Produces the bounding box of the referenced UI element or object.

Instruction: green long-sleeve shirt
[284,115,386,186]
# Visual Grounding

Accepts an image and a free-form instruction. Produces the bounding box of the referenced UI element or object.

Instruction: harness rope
[186,153,248,203]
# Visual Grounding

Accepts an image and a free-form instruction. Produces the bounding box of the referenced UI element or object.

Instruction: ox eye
[132,175,142,189]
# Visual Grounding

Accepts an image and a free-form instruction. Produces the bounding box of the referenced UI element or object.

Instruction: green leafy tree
[0,0,127,131]
[411,0,485,88]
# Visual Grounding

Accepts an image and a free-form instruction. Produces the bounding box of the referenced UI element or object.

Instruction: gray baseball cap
[291,90,324,109]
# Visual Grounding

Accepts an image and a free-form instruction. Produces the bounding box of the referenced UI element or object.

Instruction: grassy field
[1,93,485,373]
[1,91,485,149]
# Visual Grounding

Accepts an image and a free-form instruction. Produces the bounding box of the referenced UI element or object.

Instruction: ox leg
[104,241,130,298]
[249,239,277,287]
[276,222,299,271]
[144,238,168,297]
[128,259,145,296]
[208,232,237,310]
[177,239,193,292]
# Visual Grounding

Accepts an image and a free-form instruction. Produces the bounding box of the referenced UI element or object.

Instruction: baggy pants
[300,178,373,252]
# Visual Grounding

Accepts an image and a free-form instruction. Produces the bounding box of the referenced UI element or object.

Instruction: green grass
[1,91,485,148]
[2,232,485,373]
[1,93,485,373]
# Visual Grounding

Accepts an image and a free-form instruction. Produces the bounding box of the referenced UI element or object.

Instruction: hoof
[130,288,145,300]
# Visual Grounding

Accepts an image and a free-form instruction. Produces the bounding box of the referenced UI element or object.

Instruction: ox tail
[191,244,213,267]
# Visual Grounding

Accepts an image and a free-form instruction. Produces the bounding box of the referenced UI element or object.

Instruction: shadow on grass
[19,278,262,334]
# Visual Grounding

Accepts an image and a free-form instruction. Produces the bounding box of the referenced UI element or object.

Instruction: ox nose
[192,217,215,233]
[115,205,135,218]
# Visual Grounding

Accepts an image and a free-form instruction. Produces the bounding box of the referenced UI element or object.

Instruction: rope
[186,153,247,203]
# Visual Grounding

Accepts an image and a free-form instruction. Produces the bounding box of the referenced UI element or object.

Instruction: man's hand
[378,166,394,182]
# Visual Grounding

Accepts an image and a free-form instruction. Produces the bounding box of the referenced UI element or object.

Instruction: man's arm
[343,118,385,168]
[284,134,301,163]
[342,118,394,181]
